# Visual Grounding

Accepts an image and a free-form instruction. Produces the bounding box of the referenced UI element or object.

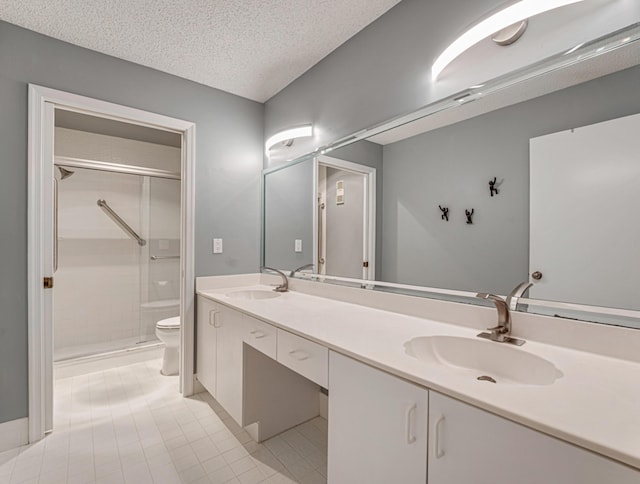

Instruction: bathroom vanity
[196,274,640,484]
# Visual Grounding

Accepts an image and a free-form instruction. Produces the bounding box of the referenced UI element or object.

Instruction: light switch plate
[295,239,302,252]
[213,238,223,254]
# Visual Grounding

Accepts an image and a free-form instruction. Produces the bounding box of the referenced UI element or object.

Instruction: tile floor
[0,359,327,484]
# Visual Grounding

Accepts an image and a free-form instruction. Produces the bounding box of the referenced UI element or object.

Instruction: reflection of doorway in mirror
[529,112,640,311]
[317,156,376,280]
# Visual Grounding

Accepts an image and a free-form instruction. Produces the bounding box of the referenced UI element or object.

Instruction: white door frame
[315,155,376,280]
[27,84,196,443]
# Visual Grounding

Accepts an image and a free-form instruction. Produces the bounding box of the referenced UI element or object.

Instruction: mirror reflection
[262,26,640,327]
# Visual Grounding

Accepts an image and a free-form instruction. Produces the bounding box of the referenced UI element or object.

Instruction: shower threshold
[54,336,162,363]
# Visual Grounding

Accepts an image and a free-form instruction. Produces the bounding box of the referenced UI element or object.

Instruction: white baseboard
[0,417,28,452]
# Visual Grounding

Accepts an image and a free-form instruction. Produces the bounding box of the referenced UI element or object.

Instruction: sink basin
[405,335,562,385]
[226,289,281,300]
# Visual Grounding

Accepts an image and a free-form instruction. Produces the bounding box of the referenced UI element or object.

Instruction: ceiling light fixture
[265,125,313,158]
[431,0,586,81]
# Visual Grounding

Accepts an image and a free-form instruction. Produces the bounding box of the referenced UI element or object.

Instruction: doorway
[53,112,182,361]
[28,85,196,443]
[315,156,376,280]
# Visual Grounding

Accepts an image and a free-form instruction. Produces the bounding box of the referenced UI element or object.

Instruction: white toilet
[156,316,180,375]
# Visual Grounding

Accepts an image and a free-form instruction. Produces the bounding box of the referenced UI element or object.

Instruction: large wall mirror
[262,24,640,329]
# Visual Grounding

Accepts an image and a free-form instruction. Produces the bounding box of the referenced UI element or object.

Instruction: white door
[328,351,428,483]
[529,113,640,310]
[215,305,244,426]
[317,157,376,280]
[428,392,639,484]
[43,102,56,433]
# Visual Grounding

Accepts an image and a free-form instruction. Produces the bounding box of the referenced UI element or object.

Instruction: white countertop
[197,283,640,470]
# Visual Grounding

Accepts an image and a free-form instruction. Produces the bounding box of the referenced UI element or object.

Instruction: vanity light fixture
[431,0,586,81]
[265,125,313,158]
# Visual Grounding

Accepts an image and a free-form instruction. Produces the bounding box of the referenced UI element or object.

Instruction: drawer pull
[406,404,417,444]
[288,349,310,361]
[209,310,221,328]
[250,329,267,339]
[435,415,445,458]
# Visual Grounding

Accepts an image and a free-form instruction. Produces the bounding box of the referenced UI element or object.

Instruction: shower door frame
[27,84,196,443]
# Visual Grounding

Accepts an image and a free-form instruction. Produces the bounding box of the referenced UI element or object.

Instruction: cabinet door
[328,351,428,484]
[215,304,245,426]
[428,392,639,484]
[196,296,218,397]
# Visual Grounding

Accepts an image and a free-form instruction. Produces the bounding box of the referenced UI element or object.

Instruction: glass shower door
[139,176,181,343]
[54,167,146,360]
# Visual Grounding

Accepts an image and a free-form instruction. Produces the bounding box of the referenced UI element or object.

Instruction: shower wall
[54,128,180,360]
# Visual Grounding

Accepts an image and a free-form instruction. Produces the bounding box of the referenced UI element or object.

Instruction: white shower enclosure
[52,124,182,361]
[54,166,180,360]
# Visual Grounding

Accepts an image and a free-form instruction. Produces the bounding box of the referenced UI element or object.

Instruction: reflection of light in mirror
[431,0,587,81]
[564,42,584,55]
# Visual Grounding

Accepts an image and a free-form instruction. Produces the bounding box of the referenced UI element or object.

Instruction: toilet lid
[157,316,180,329]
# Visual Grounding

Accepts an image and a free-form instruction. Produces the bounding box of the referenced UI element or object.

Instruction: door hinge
[363,261,369,268]
[43,277,54,289]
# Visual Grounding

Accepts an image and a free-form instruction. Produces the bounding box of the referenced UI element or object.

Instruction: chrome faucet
[290,263,314,277]
[261,266,289,292]
[506,281,533,311]
[475,293,525,346]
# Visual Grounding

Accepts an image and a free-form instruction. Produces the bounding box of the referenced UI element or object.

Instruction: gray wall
[0,21,263,424]
[264,159,314,270]
[264,0,640,162]
[381,64,640,295]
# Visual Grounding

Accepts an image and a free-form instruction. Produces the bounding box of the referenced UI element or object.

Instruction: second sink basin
[405,335,562,385]
[226,289,281,300]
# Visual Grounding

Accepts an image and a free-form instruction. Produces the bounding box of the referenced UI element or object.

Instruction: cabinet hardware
[209,310,221,328]
[250,329,267,339]
[288,349,310,361]
[43,277,54,289]
[435,415,446,458]
[406,404,417,444]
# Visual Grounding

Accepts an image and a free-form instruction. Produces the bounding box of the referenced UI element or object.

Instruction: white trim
[28,84,196,443]
[0,418,29,453]
[180,122,196,397]
[316,155,377,280]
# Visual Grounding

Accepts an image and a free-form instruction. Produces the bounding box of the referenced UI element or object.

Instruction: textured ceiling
[0,0,401,102]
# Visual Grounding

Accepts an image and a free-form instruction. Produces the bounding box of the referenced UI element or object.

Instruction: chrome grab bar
[97,199,146,247]
[150,255,179,260]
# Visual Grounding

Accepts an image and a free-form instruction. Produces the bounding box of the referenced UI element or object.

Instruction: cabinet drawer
[277,329,328,388]
[242,315,277,359]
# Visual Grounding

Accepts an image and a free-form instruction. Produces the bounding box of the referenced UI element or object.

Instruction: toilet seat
[156,316,180,329]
